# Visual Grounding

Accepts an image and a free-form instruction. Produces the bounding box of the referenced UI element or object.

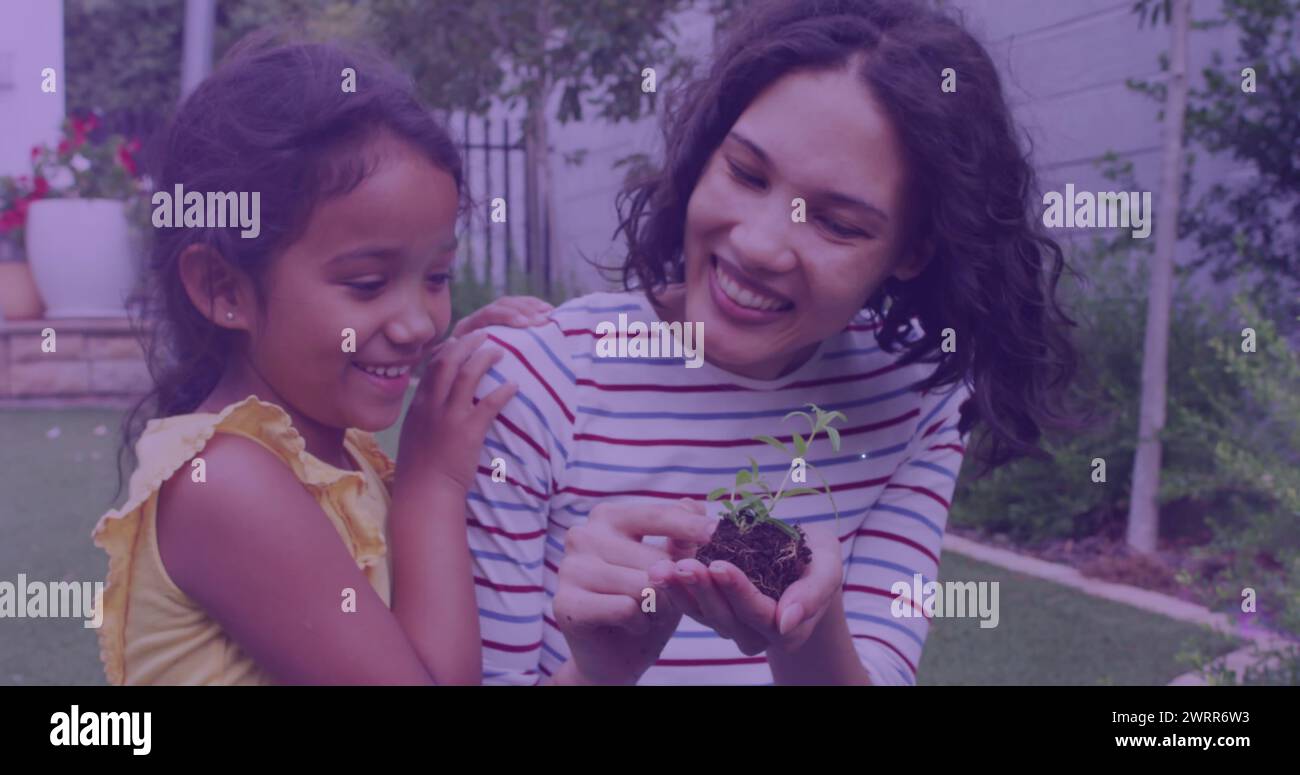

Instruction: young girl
[92,33,548,685]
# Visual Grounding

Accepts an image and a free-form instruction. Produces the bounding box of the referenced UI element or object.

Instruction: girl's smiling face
[678,63,929,380]
[244,130,458,433]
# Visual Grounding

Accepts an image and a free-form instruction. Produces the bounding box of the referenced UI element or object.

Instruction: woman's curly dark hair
[614,0,1091,477]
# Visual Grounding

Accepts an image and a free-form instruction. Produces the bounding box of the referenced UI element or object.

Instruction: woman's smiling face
[679,63,928,380]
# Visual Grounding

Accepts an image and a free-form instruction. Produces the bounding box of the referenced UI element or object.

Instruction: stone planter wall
[0,318,151,401]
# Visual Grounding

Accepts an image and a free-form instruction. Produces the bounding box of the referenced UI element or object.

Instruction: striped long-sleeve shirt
[467,291,972,685]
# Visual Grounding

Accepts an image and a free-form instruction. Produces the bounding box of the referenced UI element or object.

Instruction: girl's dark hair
[117,30,463,496]
[615,0,1090,476]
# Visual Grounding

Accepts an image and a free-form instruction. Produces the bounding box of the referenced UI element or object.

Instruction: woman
[464,0,1082,685]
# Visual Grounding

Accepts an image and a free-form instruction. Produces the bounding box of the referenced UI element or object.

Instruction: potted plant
[2,114,146,318]
[0,174,46,320]
[699,404,847,599]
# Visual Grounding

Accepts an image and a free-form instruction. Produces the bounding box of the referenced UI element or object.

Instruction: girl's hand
[451,295,553,337]
[650,503,843,656]
[394,330,517,497]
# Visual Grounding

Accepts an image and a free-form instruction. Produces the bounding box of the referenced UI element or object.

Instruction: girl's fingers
[430,331,489,406]
[472,381,517,430]
[448,344,504,409]
[452,308,501,337]
[453,297,552,335]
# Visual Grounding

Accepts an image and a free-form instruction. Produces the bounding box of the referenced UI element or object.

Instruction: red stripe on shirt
[655,656,769,667]
[488,334,576,422]
[927,443,965,454]
[478,465,550,501]
[574,412,918,448]
[853,528,941,566]
[844,583,930,618]
[884,482,951,509]
[468,518,547,541]
[853,634,918,675]
[484,638,541,653]
[559,474,890,502]
[474,576,544,594]
[497,413,551,462]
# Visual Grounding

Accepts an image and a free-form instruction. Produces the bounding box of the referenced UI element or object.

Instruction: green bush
[949,238,1267,543]
[1185,296,1300,679]
[451,253,576,326]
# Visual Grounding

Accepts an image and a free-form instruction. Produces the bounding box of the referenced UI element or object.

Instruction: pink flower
[30,145,41,160]
[31,177,49,198]
[117,139,141,177]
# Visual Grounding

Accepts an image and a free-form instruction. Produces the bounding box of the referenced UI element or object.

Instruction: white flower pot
[26,198,140,318]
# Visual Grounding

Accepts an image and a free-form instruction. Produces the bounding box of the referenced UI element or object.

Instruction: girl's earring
[225,312,235,321]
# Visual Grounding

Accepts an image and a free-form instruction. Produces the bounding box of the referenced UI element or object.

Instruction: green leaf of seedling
[707,487,730,502]
[826,410,847,425]
[811,467,842,533]
[765,516,802,541]
[826,426,841,452]
[747,456,761,480]
[722,499,738,513]
[780,487,819,498]
[793,432,807,458]
[783,409,814,427]
[754,434,790,455]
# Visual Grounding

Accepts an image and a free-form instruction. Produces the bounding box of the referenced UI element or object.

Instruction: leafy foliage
[1124,0,1300,334]
[706,405,846,539]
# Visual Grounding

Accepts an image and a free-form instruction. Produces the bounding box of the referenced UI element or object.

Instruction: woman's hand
[451,295,553,338]
[552,499,716,685]
[394,330,517,498]
[650,502,843,656]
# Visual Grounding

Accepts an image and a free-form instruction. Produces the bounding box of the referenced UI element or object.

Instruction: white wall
[546,4,717,293]
[954,0,1237,202]
[0,0,65,178]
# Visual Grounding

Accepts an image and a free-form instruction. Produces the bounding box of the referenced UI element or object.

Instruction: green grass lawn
[0,406,1236,685]
[919,553,1237,685]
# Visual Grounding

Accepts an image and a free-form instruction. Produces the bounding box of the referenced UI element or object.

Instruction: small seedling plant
[697,404,847,599]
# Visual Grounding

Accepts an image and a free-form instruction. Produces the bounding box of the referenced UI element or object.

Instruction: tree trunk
[1126,0,1191,554]
[179,0,216,100]
[524,0,555,296]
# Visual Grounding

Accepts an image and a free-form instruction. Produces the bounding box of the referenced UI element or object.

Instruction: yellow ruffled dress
[91,396,395,685]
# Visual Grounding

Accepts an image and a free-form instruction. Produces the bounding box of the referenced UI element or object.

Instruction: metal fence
[457,114,550,295]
